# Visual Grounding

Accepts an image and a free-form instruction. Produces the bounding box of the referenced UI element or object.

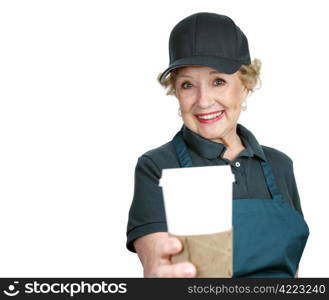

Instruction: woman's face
[174,66,248,143]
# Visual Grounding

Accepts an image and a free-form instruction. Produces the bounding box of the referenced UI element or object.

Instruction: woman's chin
[184,120,226,142]
[197,127,224,143]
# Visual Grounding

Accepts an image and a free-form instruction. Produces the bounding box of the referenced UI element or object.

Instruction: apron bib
[171,131,309,277]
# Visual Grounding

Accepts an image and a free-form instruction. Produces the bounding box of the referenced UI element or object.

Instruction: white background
[0,0,328,277]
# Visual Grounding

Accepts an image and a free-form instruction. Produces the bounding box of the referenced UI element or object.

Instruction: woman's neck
[214,127,245,161]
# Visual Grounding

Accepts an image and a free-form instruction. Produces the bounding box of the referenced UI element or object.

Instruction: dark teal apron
[171,131,309,277]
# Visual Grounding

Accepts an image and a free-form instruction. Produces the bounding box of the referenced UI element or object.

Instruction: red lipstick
[194,110,225,124]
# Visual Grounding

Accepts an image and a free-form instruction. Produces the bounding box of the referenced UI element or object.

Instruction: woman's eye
[214,78,225,86]
[179,79,225,89]
[181,82,192,89]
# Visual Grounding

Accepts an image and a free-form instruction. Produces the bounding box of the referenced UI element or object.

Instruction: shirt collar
[181,123,266,161]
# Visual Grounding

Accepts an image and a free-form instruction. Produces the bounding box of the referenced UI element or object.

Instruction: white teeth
[197,111,223,120]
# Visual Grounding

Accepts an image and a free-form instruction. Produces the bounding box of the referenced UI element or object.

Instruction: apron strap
[260,160,282,200]
[171,131,193,168]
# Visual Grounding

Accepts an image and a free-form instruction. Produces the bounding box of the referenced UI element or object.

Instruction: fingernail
[184,267,196,277]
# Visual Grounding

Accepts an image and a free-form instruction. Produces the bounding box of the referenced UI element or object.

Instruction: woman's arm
[134,232,196,277]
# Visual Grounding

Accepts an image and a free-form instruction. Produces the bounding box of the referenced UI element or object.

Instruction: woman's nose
[196,86,214,108]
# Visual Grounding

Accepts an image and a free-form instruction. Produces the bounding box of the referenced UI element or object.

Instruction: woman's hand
[134,232,197,277]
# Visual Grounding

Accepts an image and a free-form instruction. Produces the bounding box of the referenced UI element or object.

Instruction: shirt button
[235,162,241,167]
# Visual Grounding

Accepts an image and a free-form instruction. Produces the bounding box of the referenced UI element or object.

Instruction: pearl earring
[178,108,182,117]
[241,100,247,111]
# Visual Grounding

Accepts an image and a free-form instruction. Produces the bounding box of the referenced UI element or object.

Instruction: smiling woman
[174,67,248,160]
[158,61,261,159]
[126,12,309,278]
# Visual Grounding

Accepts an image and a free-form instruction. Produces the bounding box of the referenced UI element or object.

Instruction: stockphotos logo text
[3,281,127,297]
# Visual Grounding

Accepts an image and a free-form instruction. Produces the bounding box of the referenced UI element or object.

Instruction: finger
[157,237,183,259]
[155,262,197,278]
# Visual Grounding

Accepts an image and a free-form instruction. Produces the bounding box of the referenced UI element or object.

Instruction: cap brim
[159,56,246,83]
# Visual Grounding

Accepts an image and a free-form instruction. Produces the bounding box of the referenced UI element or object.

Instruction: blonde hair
[157,58,262,96]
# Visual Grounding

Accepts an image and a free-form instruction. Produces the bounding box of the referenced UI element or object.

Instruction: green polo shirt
[126,123,303,253]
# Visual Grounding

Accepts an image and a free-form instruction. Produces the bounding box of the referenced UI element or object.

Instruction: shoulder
[238,124,293,168]
[261,145,294,175]
[261,145,293,165]
[137,140,179,171]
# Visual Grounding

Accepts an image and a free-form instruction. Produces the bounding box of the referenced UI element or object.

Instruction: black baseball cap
[159,12,251,83]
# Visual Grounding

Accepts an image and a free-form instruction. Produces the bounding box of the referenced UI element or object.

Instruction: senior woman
[126,12,309,278]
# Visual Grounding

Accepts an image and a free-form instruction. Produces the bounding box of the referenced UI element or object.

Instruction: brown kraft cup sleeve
[170,229,232,278]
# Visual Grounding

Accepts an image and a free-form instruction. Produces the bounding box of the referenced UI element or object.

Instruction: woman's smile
[194,110,225,124]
